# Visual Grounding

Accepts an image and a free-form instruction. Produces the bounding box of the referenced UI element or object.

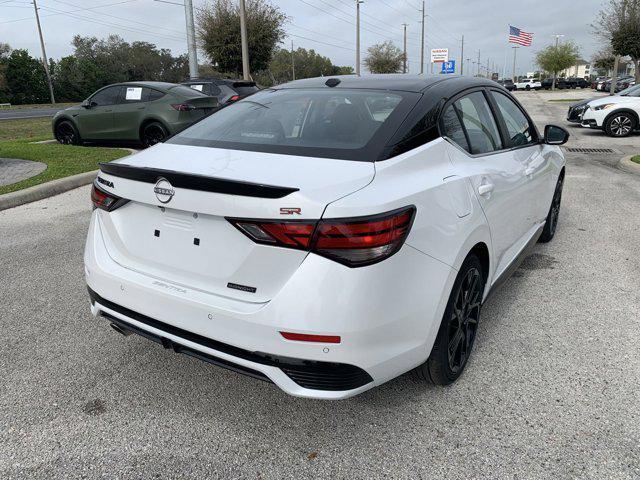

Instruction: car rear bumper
[85,211,456,399]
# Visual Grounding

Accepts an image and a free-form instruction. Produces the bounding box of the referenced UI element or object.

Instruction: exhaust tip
[110,323,132,336]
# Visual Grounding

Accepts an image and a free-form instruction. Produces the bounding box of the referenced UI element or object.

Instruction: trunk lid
[96,143,374,303]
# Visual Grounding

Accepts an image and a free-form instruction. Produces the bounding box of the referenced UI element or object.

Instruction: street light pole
[402,23,408,74]
[460,35,464,75]
[239,0,250,80]
[355,0,363,76]
[420,0,425,74]
[32,0,55,104]
[551,34,564,90]
[512,46,519,82]
[183,0,199,79]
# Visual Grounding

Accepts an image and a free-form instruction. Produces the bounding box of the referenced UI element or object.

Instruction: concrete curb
[618,155,640,175]
[0,170,97,212]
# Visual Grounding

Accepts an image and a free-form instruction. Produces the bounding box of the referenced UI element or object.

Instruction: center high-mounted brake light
[171,103,195,111]
[227,206,416,267]
[91,182,128,212]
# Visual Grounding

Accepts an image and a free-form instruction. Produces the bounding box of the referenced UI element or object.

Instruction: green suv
[52,81,217,147]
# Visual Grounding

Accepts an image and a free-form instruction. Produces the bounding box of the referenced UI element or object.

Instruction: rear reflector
[280,332,341,343]
[91,182,127,211]
[227,206,415,267]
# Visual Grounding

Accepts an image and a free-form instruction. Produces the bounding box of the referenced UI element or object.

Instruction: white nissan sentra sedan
[85,75,568,399]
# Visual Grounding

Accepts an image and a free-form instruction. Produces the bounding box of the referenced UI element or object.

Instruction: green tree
[0,43,11,103]
[197,0,286,77]
[535,42,580,90]
[595,0,640,82]
[364,41,404,74]
[331,65,355,75]
[4,49,49,104]
[270,47,333,83]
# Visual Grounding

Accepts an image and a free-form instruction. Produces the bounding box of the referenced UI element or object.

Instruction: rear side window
[90,86,122,106]
[454,92,502,154]
[441,105,470,152]
[491,91,534,147]
[143,88,165,102]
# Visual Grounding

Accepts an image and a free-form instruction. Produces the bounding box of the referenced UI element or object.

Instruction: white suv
[514,78,542,91]
[581,92,640,137]
[85,75,567,399]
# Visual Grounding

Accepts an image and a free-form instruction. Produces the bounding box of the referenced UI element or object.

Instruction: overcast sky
[1,0,605,77]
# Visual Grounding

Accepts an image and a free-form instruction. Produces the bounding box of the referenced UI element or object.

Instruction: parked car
[581,89,640,136]
[541,78,573,89]
[601,76,633,93]
[181,78,259,106]
[514,78,542,90]
[53,82,218,147]
[615,78,636,92]
[569,78,590,89]
[595,78,610,91]
[86,75,567,399]
[495,79,516,91]
[566,84,640,123]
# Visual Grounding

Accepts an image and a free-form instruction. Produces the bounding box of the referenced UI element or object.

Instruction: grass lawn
[0,118,129,195]
[631,155,640,164]
[0,102,76,110]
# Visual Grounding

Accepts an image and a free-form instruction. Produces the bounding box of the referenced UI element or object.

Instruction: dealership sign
[430,48,449,63]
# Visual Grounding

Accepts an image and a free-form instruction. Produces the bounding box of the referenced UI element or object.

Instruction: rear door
[442,90,532,277]
[77,86,122,139]
[110,86,158,140]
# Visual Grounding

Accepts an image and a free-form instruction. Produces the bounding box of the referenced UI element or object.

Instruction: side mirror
[82,100,92,109]
[544,124,570,146]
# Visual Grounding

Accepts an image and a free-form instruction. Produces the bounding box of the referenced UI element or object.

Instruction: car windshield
[168,88,414,160]
[619,84,640,96]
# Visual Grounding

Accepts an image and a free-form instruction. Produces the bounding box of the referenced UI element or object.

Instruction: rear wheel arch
[468,242,490,280]
[139,117,170,138]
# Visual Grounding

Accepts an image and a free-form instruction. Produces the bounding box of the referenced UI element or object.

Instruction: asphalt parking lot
[1,90,639,479]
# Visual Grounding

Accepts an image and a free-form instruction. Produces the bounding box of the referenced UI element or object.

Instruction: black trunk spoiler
[98,163,299,199]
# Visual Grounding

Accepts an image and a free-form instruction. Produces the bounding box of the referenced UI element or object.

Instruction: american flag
[509,26,533,46]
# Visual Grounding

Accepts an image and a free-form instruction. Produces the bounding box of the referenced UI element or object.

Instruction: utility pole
[466,58,471,77]
[291,40,296,81]
[183,0,199,79]
[239,0,250,80]
[355,0,363,76]
[402,23,408,74]
[551,34,564,90]
[512,46,519,82]
[460,35,464,75]
[477,50,480,77]
[32,0,55,103]
[420,0,425,74]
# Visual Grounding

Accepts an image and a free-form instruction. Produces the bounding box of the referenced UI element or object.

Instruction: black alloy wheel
[55,120,79,145]
[539,176,564,243]
[412,254,484,385]
[605,113,635,137]
[141,122,168,147]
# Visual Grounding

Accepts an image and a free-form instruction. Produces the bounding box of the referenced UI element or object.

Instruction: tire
[412,254,484,385]
[141,121,168,147]
[54,120,81,145]
[604,112,636,137]
[525,85,531,91]
[538,175,564,243]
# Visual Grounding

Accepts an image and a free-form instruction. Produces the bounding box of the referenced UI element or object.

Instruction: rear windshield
[168,88,415,160]
[169,85,208,98]
[233,84,259,95]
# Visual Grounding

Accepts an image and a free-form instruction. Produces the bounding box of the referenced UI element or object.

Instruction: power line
[0,0,140,24]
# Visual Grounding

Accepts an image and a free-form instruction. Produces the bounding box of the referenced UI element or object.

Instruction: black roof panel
[273,74,497,93]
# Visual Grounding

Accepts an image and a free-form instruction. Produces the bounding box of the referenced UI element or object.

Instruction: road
[1,92,639,479]
[0,107,63,121]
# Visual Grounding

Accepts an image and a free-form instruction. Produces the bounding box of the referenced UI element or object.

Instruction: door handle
[478,183,494,197]
[525,166,536,176]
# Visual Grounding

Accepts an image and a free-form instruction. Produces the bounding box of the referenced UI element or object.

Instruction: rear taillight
[91,182,127,211]
[171,103,195,111]
[227,206,415,267]
[228,95,240,102]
